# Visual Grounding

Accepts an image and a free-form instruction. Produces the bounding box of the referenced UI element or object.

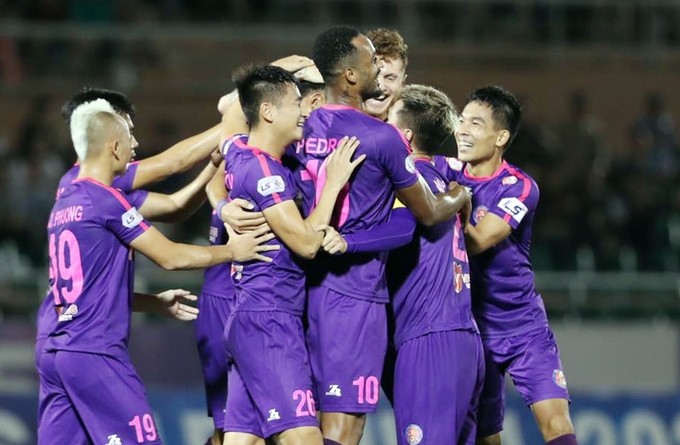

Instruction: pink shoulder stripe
[256,154,282,204]
[80,178,150,230]
[505,165,532,203]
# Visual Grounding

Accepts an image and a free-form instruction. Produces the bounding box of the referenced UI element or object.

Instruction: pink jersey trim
[234,138,282,162]
[505,165,532,202]
[255,154,282,204]
[78,178,150,230]
[463,160,509,181]
[321,103,356,112]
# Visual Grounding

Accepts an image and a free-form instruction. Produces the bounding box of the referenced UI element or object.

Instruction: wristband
[215,198,229,223]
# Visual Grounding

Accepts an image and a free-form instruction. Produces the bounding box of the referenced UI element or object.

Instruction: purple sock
[323,440,343,445]
[547,434,578,445]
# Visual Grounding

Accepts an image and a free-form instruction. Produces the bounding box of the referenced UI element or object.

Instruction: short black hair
[62,87,135,125]
[397,84,457,155]
[466,86,522,149]
[312,26,361,82]
[298,80,324,98]
[232,64,299,128]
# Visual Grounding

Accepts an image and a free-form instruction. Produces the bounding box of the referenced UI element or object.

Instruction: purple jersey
[200,211,234,298]
[455,160,548,338]
[388,157,476,348]
[226,139,305,315]
[55,161,140,199]
[295,104,419,302]
[37,166,146,359]
[43,178,149,358]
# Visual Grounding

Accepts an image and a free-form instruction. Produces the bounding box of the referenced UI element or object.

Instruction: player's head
[312,26,382,101]
[455,85,522,163]
[364,28,408,120]
[62,87,135,127]
[387,84,456,155]
[298,80,326,115]
[233,64,305,142]
[70,99,136,173]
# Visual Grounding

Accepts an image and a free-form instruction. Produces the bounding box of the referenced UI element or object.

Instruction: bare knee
[320,413,366,445]
[273,426,323,445]
[476,432,502,445]
[531,398,575,441]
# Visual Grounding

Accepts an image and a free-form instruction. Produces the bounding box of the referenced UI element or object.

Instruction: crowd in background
[1,0,679,274]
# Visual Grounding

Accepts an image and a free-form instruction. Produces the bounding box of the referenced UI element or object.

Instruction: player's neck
[248,130,286,159]
[325,86,364,110]
[411,147,431,161]
[465,154,503,178]
[77,161,115,185]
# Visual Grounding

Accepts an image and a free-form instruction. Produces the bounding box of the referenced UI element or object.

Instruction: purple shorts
[477,326,570,437]
[394,330,484,445]
[306,285,387,413]
[38,350,161,445]
[223,310,318,438]
[194,291,232,429]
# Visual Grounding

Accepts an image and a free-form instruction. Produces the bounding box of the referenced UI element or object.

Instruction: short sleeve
[414,161,448,195]
[111,161,140,193]
[242,155,296,211]
[379,128,419,190]
[99,187,151,245]
[221,133,248,159]
[486,174,539,230]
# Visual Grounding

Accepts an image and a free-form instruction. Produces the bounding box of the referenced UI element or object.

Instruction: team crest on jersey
[405,156,416,174]
[257,175,285,196]
[231,264,243,281]
[58,304,79,322]
[405,424,423,445]
[446,157,464,171]
[121,207,143,229]
[473,206,488,224]
[502,175,518,185]
[553,369,567,389]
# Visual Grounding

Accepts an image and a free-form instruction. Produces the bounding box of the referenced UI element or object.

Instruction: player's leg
[222,358,265,445]
[475,337,509,445]
[393,330,483,445]
[271,426,324,445]
[37,351,90,445]
[226,310,320,443]
[306,287,387,445]
[507,327,577,444]
[195,292,232,445]
[54,350,162,445]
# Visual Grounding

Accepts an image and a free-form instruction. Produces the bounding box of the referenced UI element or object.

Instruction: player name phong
[48,205,84,228]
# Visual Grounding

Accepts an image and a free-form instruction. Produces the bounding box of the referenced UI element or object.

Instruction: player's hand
[155,289,199,321]
[317,225,348,255]
[209,148,222,168]
[323,136,365,190]
[270,55,314,73]
[293,65,324,84]
[226,224,280,263]
[222,198,269,233]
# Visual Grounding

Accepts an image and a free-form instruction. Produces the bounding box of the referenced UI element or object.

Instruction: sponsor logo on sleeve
[121,207,143,229]
[405,156,416,174]
[498,197,528,223]
[257,175,285,196]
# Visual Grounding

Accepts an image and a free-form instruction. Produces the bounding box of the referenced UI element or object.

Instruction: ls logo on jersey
[121,207,143,229]
[405,424,423,445]
[498,197,528,223]
[257,175,285,196]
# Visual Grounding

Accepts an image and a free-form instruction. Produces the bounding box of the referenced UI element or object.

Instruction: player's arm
[396,177,471,226]
[132,289,199,321]
[262,137,364,259]
[131,123,221,189]
[463,212,512,256]
[130,225,278,270]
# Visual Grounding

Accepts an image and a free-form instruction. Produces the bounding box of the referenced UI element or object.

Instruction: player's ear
[260,101,275,124]
[310,92,324,110]
[496,129,510,147]
[345,67,357,86]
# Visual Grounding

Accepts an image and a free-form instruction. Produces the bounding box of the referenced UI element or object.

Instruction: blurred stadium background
[1,0,679,443]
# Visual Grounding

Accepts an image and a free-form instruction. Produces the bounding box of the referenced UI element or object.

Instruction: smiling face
[351,35,383,101]
[272,83,306,143]
[364,56,406,120]
[455,100,508,164]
